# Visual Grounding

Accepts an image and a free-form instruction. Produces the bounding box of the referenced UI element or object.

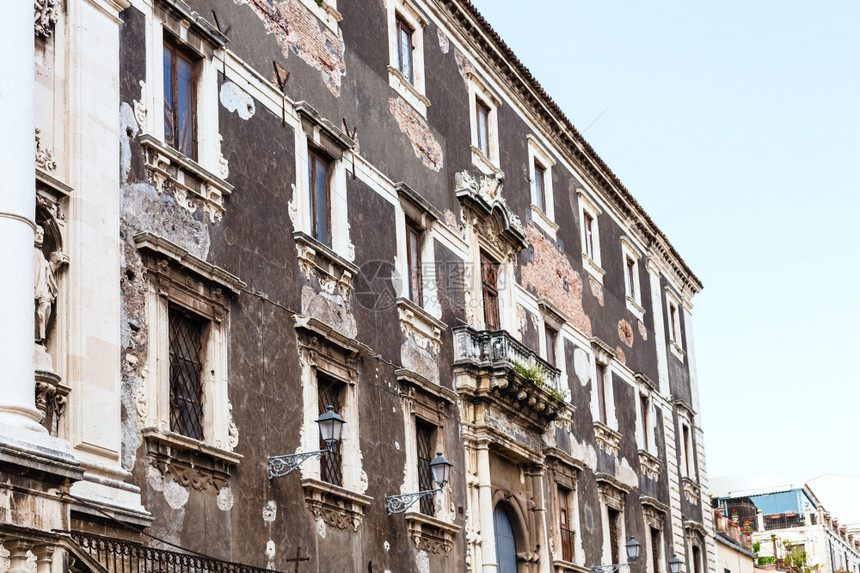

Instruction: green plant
[753,542,761,554]
[512,360,548,386]
[758,557,776,565]
[315,0,324,6]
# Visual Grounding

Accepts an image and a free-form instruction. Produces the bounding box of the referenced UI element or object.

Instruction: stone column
[0,0,43,432]
[476,439,497,573]
[4,540,35,573]
[528,465,551,573]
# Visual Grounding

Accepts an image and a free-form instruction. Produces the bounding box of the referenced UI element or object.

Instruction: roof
[441,0,702,292]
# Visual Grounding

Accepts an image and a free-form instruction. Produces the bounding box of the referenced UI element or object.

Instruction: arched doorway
[494,504,518,573]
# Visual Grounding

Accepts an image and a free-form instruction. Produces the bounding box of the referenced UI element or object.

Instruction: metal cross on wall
[284,547,309,573]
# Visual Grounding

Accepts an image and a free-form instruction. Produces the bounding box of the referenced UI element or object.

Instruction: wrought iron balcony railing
[68,532,280,573]
[452,326,562,391]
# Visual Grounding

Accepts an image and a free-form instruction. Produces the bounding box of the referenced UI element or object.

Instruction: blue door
[494,505,518,573]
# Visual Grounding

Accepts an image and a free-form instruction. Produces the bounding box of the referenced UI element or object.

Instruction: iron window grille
[168,308,205,441]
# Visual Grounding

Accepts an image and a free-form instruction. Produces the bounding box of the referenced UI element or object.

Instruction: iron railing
[452,326,562,390]
[559,526,575,562]
[68,532,280,573]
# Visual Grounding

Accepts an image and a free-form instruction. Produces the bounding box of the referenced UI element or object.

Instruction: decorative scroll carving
[454,170,527,252]
[682,476,701,503]
[638,449,662,480]
[35,0,58,38]
[35,129,57,173]
[301,478,371,532]
[406,512,460,555]
[593,422,621,457]
[227,401,239,449]
[133,81,148,129]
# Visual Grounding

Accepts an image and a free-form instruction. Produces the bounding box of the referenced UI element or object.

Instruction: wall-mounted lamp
[592,536,641,573]
[385,452,452,515]
[268,405,345,479]
[669,554,684,573]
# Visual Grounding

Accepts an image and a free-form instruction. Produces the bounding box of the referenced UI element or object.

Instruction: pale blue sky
[470,0,860,483]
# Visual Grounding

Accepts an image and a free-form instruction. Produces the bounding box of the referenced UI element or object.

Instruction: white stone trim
[577,189,604,283]
[386,0,429,117]
[296,0,342,34]
[467,70,501,174]
[664,287,686,360]
[527,134,557,237]
[621,237,644,320]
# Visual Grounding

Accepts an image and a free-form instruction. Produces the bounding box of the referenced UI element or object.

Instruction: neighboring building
[1,1,712,572]
[712,509,755,573]
[713,481,860,573]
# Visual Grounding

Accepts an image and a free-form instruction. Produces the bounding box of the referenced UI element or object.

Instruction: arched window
[494,504,518,573]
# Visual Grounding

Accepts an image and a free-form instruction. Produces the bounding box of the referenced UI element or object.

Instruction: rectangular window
[168,308,205,441]
[584,212,595,260]
[596,364,608,424]
[308,149,332,247]
[318,374,345,486]
[682,424,692,477]
[559,486,574,562]
[545,325,557,368]
[481,251,499,331]
[669,303,678,341]
[640,395,650,450]
[625,257,636,299]
[651,527,662,573]
[163,40,196,159]
[395,17,414,84]
[534,161,547,212]
[416,418,435,516]
[406,220,423,306]
[476,99,490,157]
[692,545,702,573]
[608,508,621,565]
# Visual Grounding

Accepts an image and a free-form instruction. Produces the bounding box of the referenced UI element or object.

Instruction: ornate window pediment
[455,170,527,255]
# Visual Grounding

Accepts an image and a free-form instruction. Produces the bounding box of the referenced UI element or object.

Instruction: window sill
[592,421,621,457]
[405,511,460,555]
[388,66,429,118]
[301,477,372,531]
[397,297,446,352]
[625,295,645,320]
[581,253,605,284]
[637,448,661,480]
[553,559,589,573]
[294,231,360,296]
[142,427,242,492]
[470,145,501,176]
[139,134,233,223]
[530,204,558,237]
[669,339,686,361]
[681,476,701,503]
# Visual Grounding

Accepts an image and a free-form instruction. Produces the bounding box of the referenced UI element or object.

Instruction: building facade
[1,1,712,572]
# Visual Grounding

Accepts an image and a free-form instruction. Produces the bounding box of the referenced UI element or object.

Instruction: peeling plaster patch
[301,285,358,338]
[262,500,277,522]
[616,456,639,489]
[120,102,139,184]
[569,433,598,469]
[638,320,648,341]
[316,517,327,538]
[416,550,430,573]
[235,0,345,96]
[573,348,590,386]
[521,225,591,336]
[454,48,474,86]
[394,441,400,450]
[389,97,443,171]
[442,209,466,240]
[163,475,190,509]
[617,319,634,348]
[588,276,604,306]
[146,464,164,491]
[265,540,276,570]
[515,304,526,342]
[216,486,234,511]
[437,29,449,53]
[400,336,439,384]
[383,541,390,552]
[219,81,256,119]
[615,346,626,365]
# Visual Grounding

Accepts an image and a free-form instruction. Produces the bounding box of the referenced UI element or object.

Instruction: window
[534,161,547,212]
[163,39,196,158]
[620,237,644,318]
[494,505,518,573]
[406,219,423,306]
[481,251,500,331]
[308,149,332,247]
[692,545,702,573]
[665,287,685,359]
[466,71,501,174]
[415,418,435,515]
[640,394,650,450]
[395,17,414,84]
[527,135,558,236]
[168,308,205,440]
[608,508,622,565]
[650,527,662,573]
[596,363,608,424]
[682,423,693,478]
[545,325,558,368]
[318,373,345,486]
[559,486,574,562]
[386,0,428,116]
[578,190,605,282]
[625,257,636,299]
[136,232,244,479]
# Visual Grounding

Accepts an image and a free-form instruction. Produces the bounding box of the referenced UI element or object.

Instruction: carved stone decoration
[226,401,239,449]
[169,463,228,492]
[132,81,147,129]
[302,478,371,532]
[406,513,460,556]
[35,129,57,173]
[34,218,67,345]
[638,449,662,480]
[593,421,622,457]
[35,0,58,38]
[34,367,70,436]
[454,170,526,244]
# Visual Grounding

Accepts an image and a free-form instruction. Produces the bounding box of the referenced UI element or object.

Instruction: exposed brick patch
[588,275,604,306]
[615,346,626,365]
[618,319,633,348]
[437,29,449,54]
[521,225,591,337]
[389,97,443,171]
[237,0,346,96]
[638,320,648,341]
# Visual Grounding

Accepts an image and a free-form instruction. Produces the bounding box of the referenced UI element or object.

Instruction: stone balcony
[452,326,566,429]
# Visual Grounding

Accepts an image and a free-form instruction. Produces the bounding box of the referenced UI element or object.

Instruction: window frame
[308,147,333,247]
[405,218,424,306]
[527,135,558,236]
[386,0,429,117]
[577,189,605,283]
[480,250,500,331]
[664,287,686,360]
[620,237,645,319]
[162,37,198,160]
[466,71,501,174]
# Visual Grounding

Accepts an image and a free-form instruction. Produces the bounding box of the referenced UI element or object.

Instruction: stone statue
[34,225,67,344]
